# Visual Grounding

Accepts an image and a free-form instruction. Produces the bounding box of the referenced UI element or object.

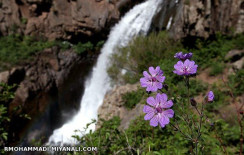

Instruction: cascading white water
[48,0,163,145]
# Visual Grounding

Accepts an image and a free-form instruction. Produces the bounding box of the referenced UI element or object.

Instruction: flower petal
[149,67,157,76]
[174,61,183,70]
[161,100,173,108]
[159,121,165,128]
[146,85,153,92]
[162,109,174,118]
[147,97,157,107]
[150,115,159,127]
[160,93,168,103]
[140,77,149,87]
[149,84,158,92]
[155,66,160,74]
[144,112,155,120]
[143,71,151,79]
[184,59,191,66]
[155,82,162,90]
[156,75,165,83]
[143,105,154,113]
[159,114,169,126]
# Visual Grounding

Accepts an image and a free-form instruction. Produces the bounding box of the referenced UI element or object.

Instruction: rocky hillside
[154,0,244,39]
[0,0,243,41]
[0,0,143,41]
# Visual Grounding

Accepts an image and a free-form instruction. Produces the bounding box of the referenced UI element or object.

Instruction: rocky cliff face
[152,0,244,39]
[1,0,242,41]
[0,0,143,41]
[0,47,97,143]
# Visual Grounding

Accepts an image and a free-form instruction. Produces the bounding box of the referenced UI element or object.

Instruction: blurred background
[0,0,243,154]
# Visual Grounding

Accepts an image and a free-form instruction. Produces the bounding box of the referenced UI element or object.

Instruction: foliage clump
[122,88,144,109]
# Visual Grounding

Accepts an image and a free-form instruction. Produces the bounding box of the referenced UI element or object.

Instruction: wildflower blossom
[143,93,174,128]
[173,59,198,76]
[140,66,165,92]
[207,91,214,102]
[174,52,193,61]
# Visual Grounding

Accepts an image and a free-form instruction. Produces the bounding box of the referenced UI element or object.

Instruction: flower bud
[240,111,243,115]
[163,84,168,91]
[190,98,197,106]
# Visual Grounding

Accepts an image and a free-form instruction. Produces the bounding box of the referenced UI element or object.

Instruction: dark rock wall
[2,47,97,144]
[165,0,244,39]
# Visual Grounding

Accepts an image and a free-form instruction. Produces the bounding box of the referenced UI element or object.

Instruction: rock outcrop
[1,0,242,40]
[0,0,143,41]
[97,83,144,130]
[0,46,97,143]
[153,0,244,39]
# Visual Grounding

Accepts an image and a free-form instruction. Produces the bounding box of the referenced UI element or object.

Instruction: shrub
[192,34,244,69]
[108,31,182,84]
[0,83,15,151]
[122,88,144,109]
[228,69,244,96]
[73,42,94,55]
[0,34,56,70]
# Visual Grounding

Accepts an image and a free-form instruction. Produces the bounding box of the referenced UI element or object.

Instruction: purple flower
[207,91,214,102]
[174,52,193,61]
[173,59,198,76]
[140,66,165,92]
[143,93,174,128]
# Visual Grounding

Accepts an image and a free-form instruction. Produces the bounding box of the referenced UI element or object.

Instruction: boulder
[96,83,144,130]
[225,49,244,62]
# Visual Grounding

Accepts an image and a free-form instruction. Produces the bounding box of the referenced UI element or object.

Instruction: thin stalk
[170,123,193,141]
[185,76,198,155]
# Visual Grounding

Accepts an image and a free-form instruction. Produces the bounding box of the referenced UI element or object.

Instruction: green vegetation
[193,34,244,69]
[228,69,244,96]
[0,83,15,152]
[0,30,243,154]
[209,62,225,76]
[73,40,104,55]
[108,32,244,84]
[72,114,239,154]
[70,32,244,154]
[0,34,56,70]
[0,34,105,71]
[122,88,145,109]
[108,32,182,84]
[73,42,94,55]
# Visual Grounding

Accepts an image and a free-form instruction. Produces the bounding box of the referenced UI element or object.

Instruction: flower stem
[170,123,192,141]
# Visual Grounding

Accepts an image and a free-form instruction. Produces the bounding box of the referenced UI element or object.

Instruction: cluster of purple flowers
[140,66,173,128]
[174,51,193,61]
[173,52,198,76]
[140,52,214,128]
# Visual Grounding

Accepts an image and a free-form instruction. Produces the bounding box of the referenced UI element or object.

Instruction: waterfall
[48,0,163,145]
